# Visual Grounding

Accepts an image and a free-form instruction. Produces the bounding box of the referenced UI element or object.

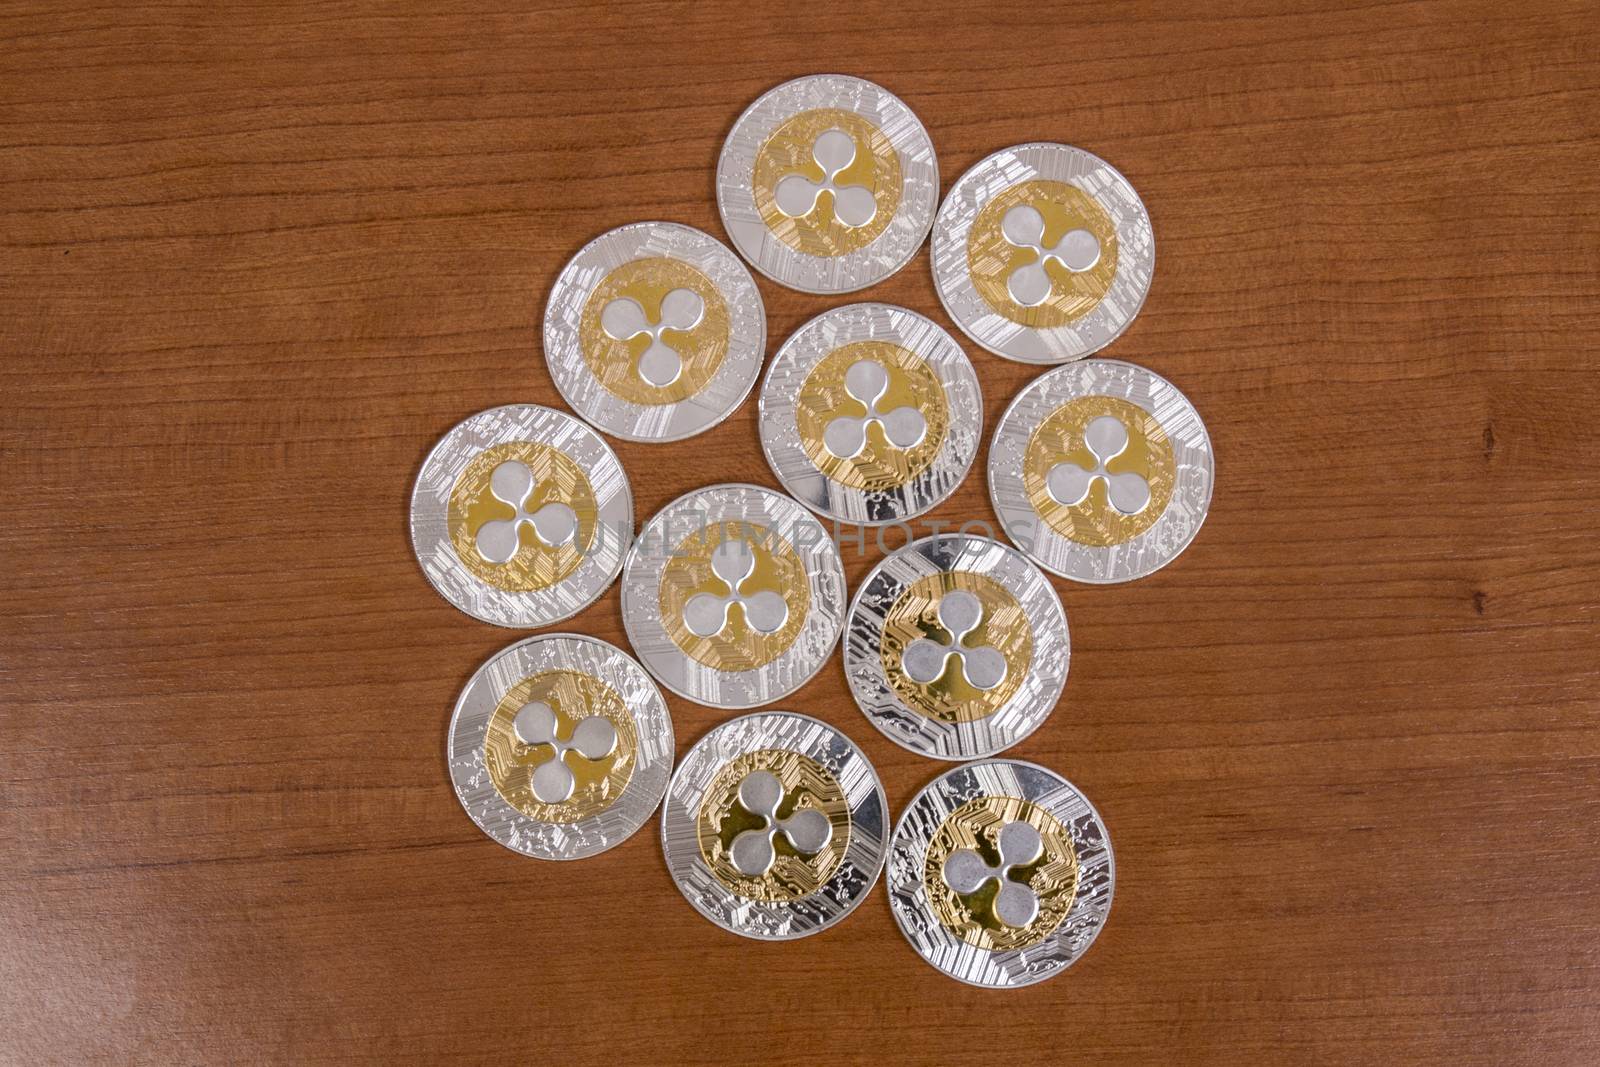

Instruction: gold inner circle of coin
[658,520,810,670]
[967,179,1119,328]
[793,340,949,492]
[483,669,637,823]
[1023,394,1176,548]
[880,572,1033,723]
[447,440,599,592]
[752,108,902,258]
[577,256,731,406]
[923,794,1079,952]
[695,747,851,903]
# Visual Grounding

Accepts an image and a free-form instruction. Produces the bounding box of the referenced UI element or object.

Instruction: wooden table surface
[3,1,1598,1063]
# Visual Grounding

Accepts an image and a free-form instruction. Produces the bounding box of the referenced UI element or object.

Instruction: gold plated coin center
[753,108,902,258]
[924,795,1079,951]
[696,748,851,902]
[794,340,948,491]
[1023,394,1176,548]
[483,670,636,823]
[578,256,730,406]
[658,521,810,671]
[447,441,599,592]
[968,179,1118,327]
[880,572,1034,723]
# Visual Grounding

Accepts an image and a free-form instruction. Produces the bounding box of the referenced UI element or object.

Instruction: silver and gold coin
[448,633,674,860]
[661,711,887,939]
[409,404,632,627]
[758,303,982,525]
[544,221,766,443]
[621,484,846,708]
[887,759,1113,987]
[989,358,1212,583]
[932,142,1154,363]
[844,534,1068,760]
[717,74,938,294]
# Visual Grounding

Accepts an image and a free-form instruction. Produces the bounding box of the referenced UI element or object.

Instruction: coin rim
[758,302,983,526]
[931,141,1155,364]
[620,482,847,708]
[842,533,1069,759]
[446,632,674,860]
[716,73,940,295]
[660,710,889,940]
[988,358,1214,584]
[542,220,767,443]
[885,758,1115,987]
[408,403,633,627]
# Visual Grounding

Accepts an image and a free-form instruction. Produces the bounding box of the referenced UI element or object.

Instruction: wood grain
[2,1,1598,1062]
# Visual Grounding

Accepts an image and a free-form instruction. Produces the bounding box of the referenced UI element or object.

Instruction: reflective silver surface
[759,303,982,525]
[989,358,1213,584]
[447,633,674,860]
[544,221,765,442]
[620,483,846,708]
[932,142,1154,363]
[843,534,1069,759]
[661,711,887,940]
[887,759,1114,987]
[717,74,938,294]
[409,404,632,628]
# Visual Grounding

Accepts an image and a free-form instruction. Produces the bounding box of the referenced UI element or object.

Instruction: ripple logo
[600,288,706,388]
[683,539,788,637]
[942,820,1044,928]
[727,769,832,876]
[1001,204,1101,307]
[775,129,877,227]
[474,460,580,563]
[901,590,1007,691]
[823,359,927,459]
[512,701,618,804]
[1047,414,1151,515]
